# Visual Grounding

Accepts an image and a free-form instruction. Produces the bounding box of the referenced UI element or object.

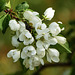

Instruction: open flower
[23,55,44,70]
[47,48,59,62]
[36,40,50,49]
[21,46,36,59]
[7,49,20,62]
[49,22,61,36]
[24,10,42,27]
[19,30,34,45]
[36,28,49,40]
[44,7,55,20]
[35,23,47,33]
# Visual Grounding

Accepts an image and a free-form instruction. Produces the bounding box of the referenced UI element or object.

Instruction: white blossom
[35,23,47,32]
[23,55,44,70]
[21,46,36,59]
[44,7,55,20]
[9,20,20,31]
[23,10,33,20]
[32,55,44,66]
[47,48,59,62]
[36,40,50,49]
[24,10,42,27]
[36,28,49,40]
[49,22,61,36]
[55,36,66,44]
[7,6,67,70]
[29,16,42,27]
[7,49,20,62]
[23,58,31,69]
[11,35,20,47]
[19,30,34,45]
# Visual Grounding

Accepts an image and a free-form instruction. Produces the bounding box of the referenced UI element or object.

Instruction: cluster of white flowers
[7,7,66,70]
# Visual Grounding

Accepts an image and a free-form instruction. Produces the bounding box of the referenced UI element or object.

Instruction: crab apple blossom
[7,49,20,62]
[7,6,68,70]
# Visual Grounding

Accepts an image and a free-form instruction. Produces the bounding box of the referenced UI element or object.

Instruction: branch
[33,62,72,75]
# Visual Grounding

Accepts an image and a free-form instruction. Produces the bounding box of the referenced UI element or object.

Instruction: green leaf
[5,0,11,8]
[0,0,6,12]
[16,1,29,12]
[0,14,11,34]
[58,22,65,29]
[50,42,71,53]
[0,15,7,30]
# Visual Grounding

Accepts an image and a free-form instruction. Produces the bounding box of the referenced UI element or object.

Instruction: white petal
[48,48,60,62]
[9,20,20,31]
[13,51,20,62]
[43,41,50,49]
[55,36,66,44]
[41,23,47,29]
[32,12,39,16]
[29,37,34,44]
[47,53,51,62]
[7,49,20,62]
[18,21,26,32]
[31,50,36,55]
[12,35,20,47]
[37,48,45,58]
[25,30,32,38]
[27,46,35,51]
[40,59,44,65]
[21,51,27,59]
[49,37,58,45]
[58,21,62,24]
[51,56,59,62]
[30,16,42,27]
[36,40,43,48]
[23,10,33,20]
[44,7,55,20]
[49,22,61,36]
[19,33,25,41]
[29,65,34,70]
[44,33,50,40]
[7,50,14,58]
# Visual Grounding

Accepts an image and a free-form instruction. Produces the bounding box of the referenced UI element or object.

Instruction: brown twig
[33,62,72,75]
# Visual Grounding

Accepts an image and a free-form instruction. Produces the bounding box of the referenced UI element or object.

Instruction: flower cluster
[7,7,66,70]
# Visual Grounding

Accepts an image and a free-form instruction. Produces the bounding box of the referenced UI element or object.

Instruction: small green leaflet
[5,0,11,8]
[16,1,29,12]
[58,23,64,29]
[0,14,11,34]
[50,42,71,53]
